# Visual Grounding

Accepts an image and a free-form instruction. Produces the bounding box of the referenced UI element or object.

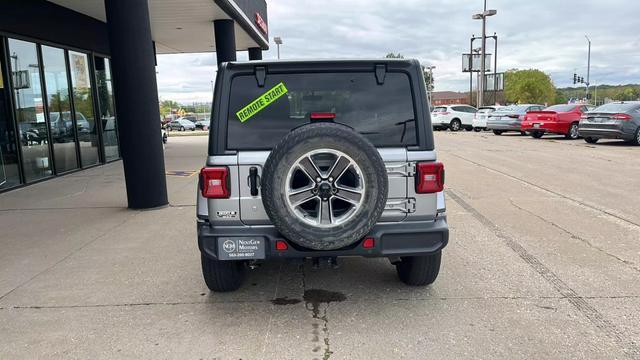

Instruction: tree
[613,87,640,101]
[422,66,435,92]
[159,99,180,117]
[554,89,568,104]
[504,69,556,105]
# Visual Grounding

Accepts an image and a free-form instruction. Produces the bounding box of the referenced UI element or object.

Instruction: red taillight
[310,112,336,120]
[275,240,288,251]
[612,113,632,121]
[362,237,375,249]
[415,162,445,194]
[200,167,230,198]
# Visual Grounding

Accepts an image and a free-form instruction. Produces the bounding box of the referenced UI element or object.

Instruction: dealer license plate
[218,237,266,260]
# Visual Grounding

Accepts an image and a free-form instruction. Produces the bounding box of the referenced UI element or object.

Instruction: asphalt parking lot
[1,133,639,359]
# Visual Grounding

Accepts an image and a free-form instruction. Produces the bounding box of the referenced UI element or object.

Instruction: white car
[431,105,477,131]
[472,106,502,131]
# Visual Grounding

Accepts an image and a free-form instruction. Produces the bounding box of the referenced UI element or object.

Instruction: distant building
[431,91,468,106]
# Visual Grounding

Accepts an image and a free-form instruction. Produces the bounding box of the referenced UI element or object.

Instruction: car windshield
[227,72,417,149]
[592,102,639,113]
[545,104,576,112]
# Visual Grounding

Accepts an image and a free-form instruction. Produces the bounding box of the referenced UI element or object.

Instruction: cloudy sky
[156,0,640,103]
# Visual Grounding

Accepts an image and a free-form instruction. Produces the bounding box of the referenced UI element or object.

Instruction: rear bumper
[487,121,521,131]
[521,121,567,134]
[578,127,634,140]
[198,217,449,260]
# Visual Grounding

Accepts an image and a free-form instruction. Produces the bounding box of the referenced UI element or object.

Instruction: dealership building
[0,0,268,208]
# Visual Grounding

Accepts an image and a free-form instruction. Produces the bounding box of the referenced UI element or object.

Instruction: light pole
[274,37,283,60]
[473,0,497,107]
[585,35,591,102]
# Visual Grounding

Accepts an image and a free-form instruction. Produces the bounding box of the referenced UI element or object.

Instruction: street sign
[462,53,491,72]
[484,72,504,91]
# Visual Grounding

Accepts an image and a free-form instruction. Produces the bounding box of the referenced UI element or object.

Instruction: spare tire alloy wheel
[286,149,364,227]
[262,123,388,251]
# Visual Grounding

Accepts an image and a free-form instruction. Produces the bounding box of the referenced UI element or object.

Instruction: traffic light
[573,73,577,84]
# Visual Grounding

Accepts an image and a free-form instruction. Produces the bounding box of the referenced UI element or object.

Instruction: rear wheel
[493,130,503,135]
[449,119,462,132]
[531,131,544,139]
[180,126,185,131]
[201,255,246,292]
[520,131,527,136]
[396,252,442,286]
[584,137,599,144]
[473,127,482,132]
[632,127,640,146]
[565,123,580,140]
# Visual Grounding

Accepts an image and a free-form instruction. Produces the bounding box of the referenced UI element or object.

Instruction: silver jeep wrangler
[197,59,448,292]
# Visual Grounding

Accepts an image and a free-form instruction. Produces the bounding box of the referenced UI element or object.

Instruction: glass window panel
[8,38,52,182]
[42,45,78,173]
[95,57,119,161]
[69,51,98,167]
[0,43,22,189]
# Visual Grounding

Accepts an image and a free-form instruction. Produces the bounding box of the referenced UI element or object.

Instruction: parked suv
[197,59,449,292]
[431,104,477,131]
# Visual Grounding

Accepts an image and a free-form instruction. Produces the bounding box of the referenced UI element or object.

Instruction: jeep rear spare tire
[261,123,388,250]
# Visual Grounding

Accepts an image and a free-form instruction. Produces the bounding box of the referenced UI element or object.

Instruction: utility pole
[480,0,486,108]
[473,1,497,107]
[585,35,591,102]
[274,37,283,60]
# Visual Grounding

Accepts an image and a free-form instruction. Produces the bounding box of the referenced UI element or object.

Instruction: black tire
[180,126,185,131]
[520,131,527,136]
[473,127,482,132]
[584,137,599,144]
[201,255,246,292]
[449,119,462,132]
[162,134,168,144]
[493,130,503,135]
[464,126,473,132]
[632,127,640,146]
[531,131,544,139]
[396,252,442,286]
[565,122,580,140]
[261,123,388,250]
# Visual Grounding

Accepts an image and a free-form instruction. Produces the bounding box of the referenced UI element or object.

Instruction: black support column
[104,0,168,209]
[214,19,236,66]
[248,47,262,60]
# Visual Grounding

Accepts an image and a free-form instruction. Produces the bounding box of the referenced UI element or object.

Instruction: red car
[522,104,595,139]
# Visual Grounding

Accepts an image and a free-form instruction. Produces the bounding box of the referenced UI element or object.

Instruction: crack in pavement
[448,152,640,230]
[447,189,640,359]
[509,198,640,275]
[3,294,640,311]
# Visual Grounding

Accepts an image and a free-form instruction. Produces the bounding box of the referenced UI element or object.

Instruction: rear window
[433,107,447,112]
[545,104,576,112]
[226,72,417,150]
[592,103,640,113]
[478,108,495,114]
